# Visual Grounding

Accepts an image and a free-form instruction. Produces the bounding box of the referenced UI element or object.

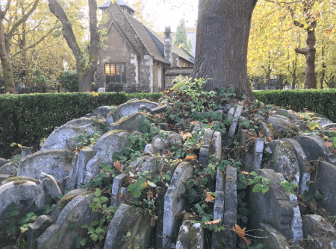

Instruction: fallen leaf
[190,121,199,125]
[147,191,153,199]
[232,224,250,244]
[154,113,163,119]
[209,121,215,127]
[179,131,193,141]
[311,201,317,210]
[238,102,243,106]
[241,171,249,176]
[113,161,124,173]
[325,141,333,148]
[175,210,187,220]
[267,136,272,142]
[184,155,197,161]
[205,219,221,226]
[100,168,104,173]
[151,216,158,227]
[259,131,263,137]
[252,108,258,113]
[205,193,215,202]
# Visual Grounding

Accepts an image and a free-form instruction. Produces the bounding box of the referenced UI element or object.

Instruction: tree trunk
[193,0,257,99]
[48,0,99,92]
[0,18,15,93]
[295,21,317,89]
[320,44,326,89]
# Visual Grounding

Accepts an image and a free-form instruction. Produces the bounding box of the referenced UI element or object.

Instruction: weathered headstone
[109,112,146,132]
[28,215,53,249]
[257,223,290,249]
[223,166,237,248]
[37,193,100,249]
[83,130,130,184]
[283,138,311,194]
[0,162,17,175]
[302,214,336,249]
[111,173,128,207]
[227,105,243,145]
[21,146,33,158]
[199,129,214,166]
[176,220,204,249]
[309,161,336,216]
[163,162,193,248]
[85,105,113,119]
[258,121,276,139]
[289,194,303,243]
[248,169,294,240]
[104,204,151,249]
[150,104,168,114]
[253,139,264,171]
[17,149,74,188]
[268,140,300,186]
[39,173,62,205]
[40,117,99,151]
[292,135,336,165]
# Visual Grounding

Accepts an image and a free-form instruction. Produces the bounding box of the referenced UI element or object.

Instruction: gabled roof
[145,27,194,64]
[99,0,135,12]
[101,1,194,65]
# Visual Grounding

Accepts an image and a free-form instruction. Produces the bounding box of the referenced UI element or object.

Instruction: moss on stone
[13,180,28,186]
[58,194,78,210]
[267,123,279,137]
[282,141,296,154]
[7,176,38,184]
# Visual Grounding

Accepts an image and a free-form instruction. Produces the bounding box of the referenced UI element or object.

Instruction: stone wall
[164,67,193,89]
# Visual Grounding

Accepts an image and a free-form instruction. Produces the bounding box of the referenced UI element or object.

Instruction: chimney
[164,26,173,65]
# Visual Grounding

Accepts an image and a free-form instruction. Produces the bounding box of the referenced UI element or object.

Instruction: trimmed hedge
[253,89,336,123]
[0,92,162,158]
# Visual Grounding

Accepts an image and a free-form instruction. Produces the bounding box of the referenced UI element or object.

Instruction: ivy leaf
[252,183,263,193]
[95,189,101,197]
[147,181,156,188]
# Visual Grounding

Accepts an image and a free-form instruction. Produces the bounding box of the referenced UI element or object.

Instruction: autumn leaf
[241,171,249,176]
[113,161,124,173]
[151,216,158,227]
[267,136,272,142]
[190,121,199,125]
[259,131,263,137]
[232,224,250,244]
[154,113,163,119]
[179,131,193,141]
[205,219,221,226]
[184,155,197,161]
[147,191,153,199]
[209,121,215,127]
[205,193,215,202]
[325,141,333,148]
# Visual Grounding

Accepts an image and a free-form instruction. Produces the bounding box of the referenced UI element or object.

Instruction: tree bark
[294,21,317,89]
[320,44,326,89]
[48,0,99,92]
[193,0,257,99]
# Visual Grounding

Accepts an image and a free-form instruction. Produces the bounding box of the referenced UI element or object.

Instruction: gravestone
[292,135,336,165]
[163,162,193,248]
[199,129,215,166]
[227,105,243,146]
[309,161,336,216]
[176,220,204,249]
[248,169,294,240]
[257,223,290,249]
[253,139,264,170]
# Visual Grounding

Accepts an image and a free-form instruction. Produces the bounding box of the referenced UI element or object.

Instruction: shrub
[0,92,162,158]
[58,70,79,92]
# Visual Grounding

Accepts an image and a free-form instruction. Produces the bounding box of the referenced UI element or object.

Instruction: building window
[105,63,126,84]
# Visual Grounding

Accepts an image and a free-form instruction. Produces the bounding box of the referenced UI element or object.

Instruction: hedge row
[253,89,336,123]
[0,92,162,159]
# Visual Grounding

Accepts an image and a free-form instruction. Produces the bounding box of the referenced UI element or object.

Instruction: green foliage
[58,70,79,92]
[248,171,271,195]
[31,70,51,87]
[253,89,336,123]
[174,19,192,53]
[2,203,19,218]
[0,92,162,158]
[69,130,103,150]
[89,189,109,212]
[280,180,298,195]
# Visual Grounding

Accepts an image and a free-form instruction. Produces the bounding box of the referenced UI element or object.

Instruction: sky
[128,0,198,32]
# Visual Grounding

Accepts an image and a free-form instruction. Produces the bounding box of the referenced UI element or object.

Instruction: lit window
[105,63,126,84]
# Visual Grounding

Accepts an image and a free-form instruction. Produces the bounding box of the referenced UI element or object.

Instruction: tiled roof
[122,12,169,64]
[145,27,194,64]
[99,0,135,11]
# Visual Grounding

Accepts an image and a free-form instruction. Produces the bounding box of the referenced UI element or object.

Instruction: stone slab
[109,112,146,132]
[293,135,336,165]
[28,215,53,249]
[85,106,113,119]
[17,149,74,189]
[199,129,214,166]
[253,139,264,171]
[309,161,336,216]
[163,162,193,248]
[176,220,204,249]
[104,204,151,249]
[289,194,303,243]
[150,104,168,114]
[269,140,300,186]
[258,223,290,249]
[283,138,311,194]
[248,169,294,240]
[303,214,336,249]
[223,166,237,248]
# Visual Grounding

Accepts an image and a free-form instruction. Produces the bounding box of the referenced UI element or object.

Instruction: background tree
[174,18,192,53]
[193,0,257,99]
[47,0,99,92]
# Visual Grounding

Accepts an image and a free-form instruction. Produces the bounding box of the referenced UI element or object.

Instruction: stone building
[95,0,194,93]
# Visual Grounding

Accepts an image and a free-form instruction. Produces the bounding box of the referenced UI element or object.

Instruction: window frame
[104,62,126,84]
